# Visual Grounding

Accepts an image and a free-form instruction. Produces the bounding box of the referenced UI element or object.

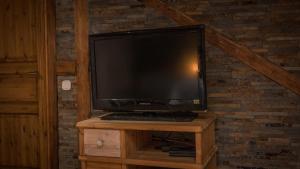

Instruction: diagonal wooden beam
[141,0,300,96]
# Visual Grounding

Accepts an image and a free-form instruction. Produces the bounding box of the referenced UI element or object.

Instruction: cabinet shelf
[127,146,195,163]
[125,158,200,169]
[126,145,217,169]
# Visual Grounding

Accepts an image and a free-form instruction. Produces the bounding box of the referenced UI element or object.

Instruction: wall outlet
[62,80,72,91]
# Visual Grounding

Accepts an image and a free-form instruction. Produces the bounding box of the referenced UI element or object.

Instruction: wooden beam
[141,0,300,96]
[74,0,91,121]
[141,0,198,25]
[205,28,300,96]
[56,60,76,76]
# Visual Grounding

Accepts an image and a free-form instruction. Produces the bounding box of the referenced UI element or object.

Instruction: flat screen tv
[89,25,207,112]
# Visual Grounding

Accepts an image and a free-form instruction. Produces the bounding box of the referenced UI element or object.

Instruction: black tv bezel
[89,25,207,112]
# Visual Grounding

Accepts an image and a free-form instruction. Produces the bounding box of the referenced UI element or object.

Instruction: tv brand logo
[138,102,152,105]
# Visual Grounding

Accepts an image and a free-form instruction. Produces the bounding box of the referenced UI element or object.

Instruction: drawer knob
[96,139,104,149]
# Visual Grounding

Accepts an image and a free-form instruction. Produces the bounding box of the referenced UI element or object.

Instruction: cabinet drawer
[84,129,121,157]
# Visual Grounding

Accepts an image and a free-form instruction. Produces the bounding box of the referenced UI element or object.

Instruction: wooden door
[0,0,57,169]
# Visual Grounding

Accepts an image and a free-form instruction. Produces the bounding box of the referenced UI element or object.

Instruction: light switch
[62,80,71,91]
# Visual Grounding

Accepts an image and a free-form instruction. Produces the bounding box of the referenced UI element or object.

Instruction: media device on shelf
[89,25,207,121]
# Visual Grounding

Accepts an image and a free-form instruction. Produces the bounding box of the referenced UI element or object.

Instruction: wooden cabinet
[77,115,216,169]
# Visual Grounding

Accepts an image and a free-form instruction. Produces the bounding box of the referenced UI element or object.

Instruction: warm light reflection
[191,62,199,73]
[182,54,200,76]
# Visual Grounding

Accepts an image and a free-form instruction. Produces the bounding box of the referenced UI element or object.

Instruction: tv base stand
[101,111,198,122]
[76,114,217,169]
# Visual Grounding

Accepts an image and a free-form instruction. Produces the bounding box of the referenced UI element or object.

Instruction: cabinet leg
[80,161,86,169]
[206,154,217,169]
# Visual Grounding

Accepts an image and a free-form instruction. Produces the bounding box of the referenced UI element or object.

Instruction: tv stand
[101,111,198,122]
[76,113,217,169]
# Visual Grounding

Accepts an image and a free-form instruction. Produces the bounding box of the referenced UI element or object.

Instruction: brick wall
[56,0,79,169]
[56,0,300,169]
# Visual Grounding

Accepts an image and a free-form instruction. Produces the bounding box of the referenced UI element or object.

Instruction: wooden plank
[128,146,217,169]
[79,155,123,164]
[201,146,217,169]
[0,115,39,168]
[201,121,215,164]
[120,130,127,161]
[81,162,87,169]
[195,132,202,164]
[0,77,37,102]
[0,60,76,76]
[125,158,201,169]
[79,129,85,155]
[0,102,38,114]
[77,116,215,132]
[0,0,38,62]
[205,154,217,169]
[141,0,198,26]
[77,121,202,132]
[141,0,300,96]
[124,131,138,157]
[37,0,58,169]
[56,60,76,76]
[0,166,39,169]
[74,0,91,121]
[205,28,300,95]
[128,148,195,164]
[0,60,75,76]
[0,62,37,75]
[86,162,122,169]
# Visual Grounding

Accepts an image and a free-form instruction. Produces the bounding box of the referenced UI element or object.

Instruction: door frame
[37,0,57,169]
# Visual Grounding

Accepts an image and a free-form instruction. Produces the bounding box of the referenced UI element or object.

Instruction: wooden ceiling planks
[141,0,300,96]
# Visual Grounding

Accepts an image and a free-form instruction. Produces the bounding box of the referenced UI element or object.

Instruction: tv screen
[90,25,207,111]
